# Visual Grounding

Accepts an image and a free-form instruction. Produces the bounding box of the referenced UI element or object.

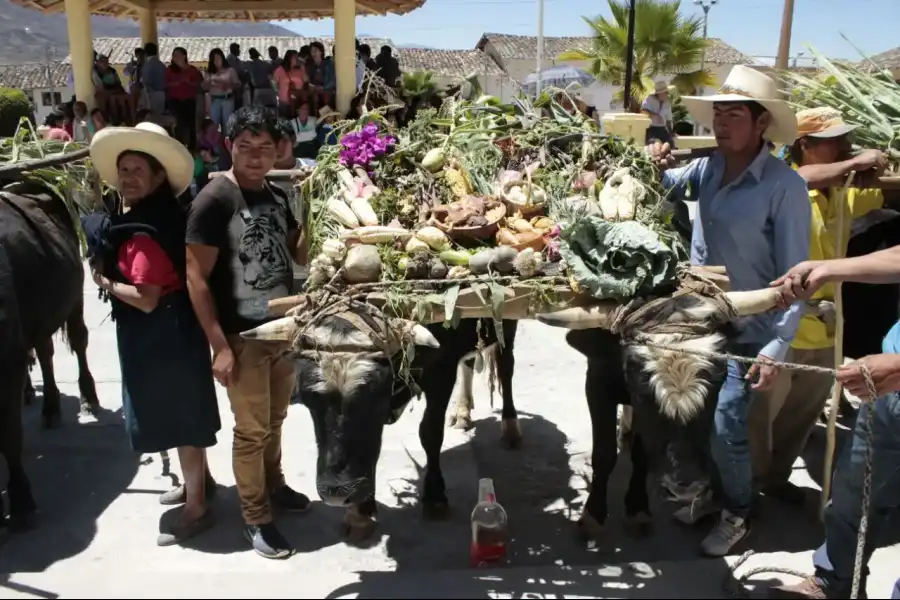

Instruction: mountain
[0,0,299,64]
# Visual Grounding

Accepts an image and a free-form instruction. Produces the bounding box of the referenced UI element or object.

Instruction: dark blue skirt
[117,291,221,454]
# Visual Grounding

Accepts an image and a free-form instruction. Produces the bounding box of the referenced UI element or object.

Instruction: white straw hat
[90,122,194,196]
[680,65,799,145]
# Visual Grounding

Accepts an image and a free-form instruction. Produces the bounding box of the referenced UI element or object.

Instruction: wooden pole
[775,0,795,71]
[820,170,856,519]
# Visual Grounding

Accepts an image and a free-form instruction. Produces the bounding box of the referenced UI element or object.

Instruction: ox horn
[535,302,618,330]
[240,316,299,342]
[404,321,441,348]
[724,288,781,317]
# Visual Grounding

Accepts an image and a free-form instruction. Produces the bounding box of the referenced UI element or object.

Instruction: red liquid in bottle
[470,477,509,568]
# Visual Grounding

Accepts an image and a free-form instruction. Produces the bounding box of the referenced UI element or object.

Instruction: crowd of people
[39,39,401,188]
[38,59,898,597]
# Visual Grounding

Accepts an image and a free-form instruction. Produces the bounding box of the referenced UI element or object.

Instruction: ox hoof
[448,412,473,431]
[623,512,654,538]
[576,510,606,543]
[500,418,522,450]
[422,500,450,521]
[341,507,377,544]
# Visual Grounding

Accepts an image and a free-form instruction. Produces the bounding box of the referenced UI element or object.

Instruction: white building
[475,33,758,114]
[0,61,73,125]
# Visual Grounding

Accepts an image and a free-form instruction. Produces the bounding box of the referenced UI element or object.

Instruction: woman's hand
[91,266,108,289]
[770,260,832,308]
[836,354,900,399]
[212,344,236,387]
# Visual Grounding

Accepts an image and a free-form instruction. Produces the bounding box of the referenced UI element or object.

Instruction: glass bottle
[469,477,509,567]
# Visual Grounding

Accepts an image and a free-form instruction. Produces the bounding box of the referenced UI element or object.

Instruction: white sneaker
[700,510,749,557]
[672,489,719,526]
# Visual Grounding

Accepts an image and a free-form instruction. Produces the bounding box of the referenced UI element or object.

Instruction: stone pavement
[1,276,898,599]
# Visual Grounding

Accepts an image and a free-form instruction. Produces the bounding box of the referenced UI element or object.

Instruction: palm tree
[560,0,715,111]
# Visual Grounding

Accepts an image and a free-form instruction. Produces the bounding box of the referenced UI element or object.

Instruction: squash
[415,226,451,251]
[405,237,431,254]
[421,148,446,172]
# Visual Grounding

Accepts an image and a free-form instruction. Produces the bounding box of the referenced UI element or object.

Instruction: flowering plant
[338,123,396,170]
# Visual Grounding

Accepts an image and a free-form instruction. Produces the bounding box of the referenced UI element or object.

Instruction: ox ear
[724,288,781,317]
[534,302,617,330]
[240,316,299,343]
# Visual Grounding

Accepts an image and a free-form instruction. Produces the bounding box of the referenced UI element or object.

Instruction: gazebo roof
[7,0,426,21]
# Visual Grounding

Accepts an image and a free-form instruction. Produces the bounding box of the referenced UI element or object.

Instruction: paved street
[1,274,898,599]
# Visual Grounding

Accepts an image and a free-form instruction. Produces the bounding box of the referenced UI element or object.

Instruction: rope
[628,336,875,599]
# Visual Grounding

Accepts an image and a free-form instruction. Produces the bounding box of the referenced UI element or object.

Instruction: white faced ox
[536,285,780,541]
[241,310,511,542]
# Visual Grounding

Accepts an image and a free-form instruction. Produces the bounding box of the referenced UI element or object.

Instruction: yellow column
[333,0,356,115]
[65,0,94,110]
[138,5,158,45]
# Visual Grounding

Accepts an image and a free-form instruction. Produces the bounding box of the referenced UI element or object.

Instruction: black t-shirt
[185,175,298,335]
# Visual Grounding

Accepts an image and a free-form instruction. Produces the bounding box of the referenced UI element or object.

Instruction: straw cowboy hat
[681,65,798,145]
[653,80,673,95]
[318,106,340,121]
[90,122,194,196]
[795,107,858,139]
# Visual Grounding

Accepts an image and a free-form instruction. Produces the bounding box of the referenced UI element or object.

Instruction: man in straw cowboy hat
[185,105,310,559]
[768,211,900,599]
[642,80,675,146]
[648,65,812,557]
[750,107,898,509]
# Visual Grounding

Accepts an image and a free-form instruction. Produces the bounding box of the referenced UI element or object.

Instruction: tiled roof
[398,49,504,79]
[477,33,593,61]
[705,38,755,65]
[477,33,753,66]
[67,36,396,65]
[9,0,424,21]
[0,61,69,90]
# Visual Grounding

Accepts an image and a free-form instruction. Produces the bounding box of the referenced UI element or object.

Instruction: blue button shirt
[663,145,811,361]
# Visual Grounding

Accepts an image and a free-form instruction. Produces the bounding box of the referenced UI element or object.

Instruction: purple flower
[361,123,379,138]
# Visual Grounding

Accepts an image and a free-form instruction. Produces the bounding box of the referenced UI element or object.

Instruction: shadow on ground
[0,390,137,573]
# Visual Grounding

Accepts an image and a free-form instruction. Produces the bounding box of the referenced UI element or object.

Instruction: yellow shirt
[792,184,884,349]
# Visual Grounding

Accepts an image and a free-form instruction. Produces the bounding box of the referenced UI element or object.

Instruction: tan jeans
[749,346,835,485]
[226,335,295,524]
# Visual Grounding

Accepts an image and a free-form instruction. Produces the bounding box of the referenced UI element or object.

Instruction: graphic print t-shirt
[186,175,298,334]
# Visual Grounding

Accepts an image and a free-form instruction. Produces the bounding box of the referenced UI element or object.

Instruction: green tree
[0,88,34,137]
[559,0,715,111]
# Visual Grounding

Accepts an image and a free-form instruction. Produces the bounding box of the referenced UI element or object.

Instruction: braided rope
[628,337,876,599]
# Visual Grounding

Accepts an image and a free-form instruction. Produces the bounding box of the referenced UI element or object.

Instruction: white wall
[29,85,74,124]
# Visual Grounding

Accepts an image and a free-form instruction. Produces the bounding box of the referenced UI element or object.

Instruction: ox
[0,179,100,534]
[242,277,778,541]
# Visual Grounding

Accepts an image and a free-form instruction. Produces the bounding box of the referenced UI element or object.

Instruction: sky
[280,0,900,64]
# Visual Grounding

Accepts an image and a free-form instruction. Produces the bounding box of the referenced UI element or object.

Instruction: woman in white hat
[86,122,221,546]
[648,65,812,558]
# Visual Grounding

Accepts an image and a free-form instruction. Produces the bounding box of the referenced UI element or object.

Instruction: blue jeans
[813,391,900,595]
[210,96,234,129]
[710,342,763,519]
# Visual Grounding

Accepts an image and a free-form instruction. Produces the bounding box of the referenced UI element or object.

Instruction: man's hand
[645,141,676,171]
[747,354,779,391]
[770,260,832,308]
[212,344,236,387]
[836,354,900,399]
[851,149,889,175]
